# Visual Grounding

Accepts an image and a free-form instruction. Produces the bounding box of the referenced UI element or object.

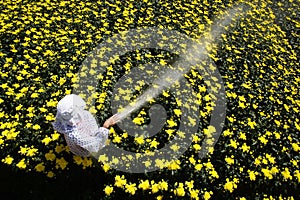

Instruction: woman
[52,94,119,157]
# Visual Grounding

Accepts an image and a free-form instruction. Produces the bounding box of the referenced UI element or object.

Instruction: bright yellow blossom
[16,158,27,169]
[104,185,114,196]
[138,180,150,190]
[2,155,14,165]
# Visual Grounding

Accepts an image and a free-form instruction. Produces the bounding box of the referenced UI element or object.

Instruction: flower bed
[0,0,299,199]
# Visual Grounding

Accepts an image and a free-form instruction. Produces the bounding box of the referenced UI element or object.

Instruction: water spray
[116,4,247,122]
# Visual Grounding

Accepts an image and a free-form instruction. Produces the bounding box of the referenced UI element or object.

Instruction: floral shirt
[52,110,109,157]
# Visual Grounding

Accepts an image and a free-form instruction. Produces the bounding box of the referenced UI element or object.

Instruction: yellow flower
[223,129,233,137]
[241,82,251,89]
[291,159,298,167]
[46,99,57,107]
[159,59,167,66]
[189,157,196,165]
[26,147,38,157]
[162,91,170,97]
[291,143,299,152]
[203,125,216,136]
[170,144,180,152]
[55,144,65,153]
[132,117,144,125]
[125,183,137,195]
[45,114,55,121]
[156,196,163,200]
[98,154,108,163]
[183,180,192,190]
[32,124,41,130]
[45,151,56,161]
[188,116,196,126]
[115,175,127,188]
[47,171,55,178]
[294,170,300,182]
[295,122,300,131]
[167,119,177,127]
[150,140,159,148]
[247,118,256,129]
[30,93,39,98]
[190,189,199,199]
[0,52,6,57]
[281,168,292,180]
[143,160,151,168]
[226,82,234,89]
[158,180,168,191]
[266,154,276,164]
[223,179,237,193]
[55,157,68,170]
[271,167,279,174]
[42,137,52,145]
[274,119,281,126]
[192,135,200,142]
[248,170,256,181]
[177,131,185,138]
[82,157,93,169]
[58,77,66,86]
[173,109,182,117]
[203,191,213,200]
[16,158,27,169]
[16,104,23,111]
[239,132,246,140]
[167,160,181,170]
[35,163,45,172]
[210,170,219,178]
[261,168,273,179]
[2,155,14,165]
[39,107,47,112]
[151,182,160,193]
[227,115,236,122]
[138,180,150,190]
[19,146,28,155]
[258,136,268,145]
[229,139,238,149]
[193,144,201,152]
[102,163,110,172]
[134,136,144,145]
[195,163,203,171]
[51,133,60,141]
[225,156,234,165]
[113,135,122,143]
[155,159,166,169]
[73,155,83,165]
[174,183,185,196]
[241,143,250,152]
[104,185,114,196]
[165,129,175,136]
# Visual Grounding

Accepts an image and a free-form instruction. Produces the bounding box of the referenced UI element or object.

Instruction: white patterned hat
[55,94,86,126]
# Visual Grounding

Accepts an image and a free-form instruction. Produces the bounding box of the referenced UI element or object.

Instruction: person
[52,94,119,157]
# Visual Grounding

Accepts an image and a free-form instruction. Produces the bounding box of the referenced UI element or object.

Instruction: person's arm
[67,114,119,154]
[67,128,109,154]
[103,114,119,129]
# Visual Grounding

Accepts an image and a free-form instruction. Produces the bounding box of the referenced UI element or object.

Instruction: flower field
[0,0,299,199]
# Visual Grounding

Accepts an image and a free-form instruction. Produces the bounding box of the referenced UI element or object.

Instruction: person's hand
[103,114,119,128]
